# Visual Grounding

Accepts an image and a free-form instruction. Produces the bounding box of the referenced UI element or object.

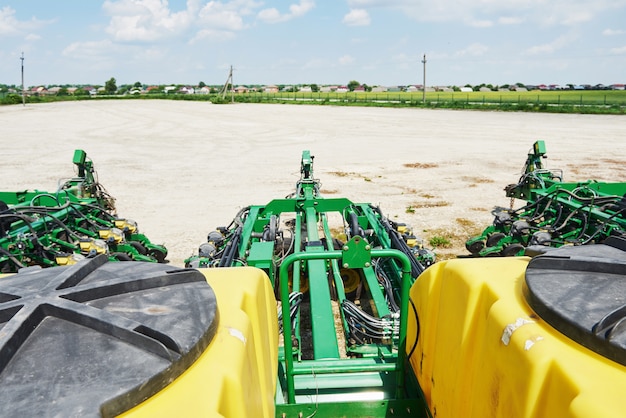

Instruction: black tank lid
[524,237,626,366]
[0,255,218,417]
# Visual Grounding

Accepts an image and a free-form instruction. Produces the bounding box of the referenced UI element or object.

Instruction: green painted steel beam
[275,398,430,417]
[304,206,339,361]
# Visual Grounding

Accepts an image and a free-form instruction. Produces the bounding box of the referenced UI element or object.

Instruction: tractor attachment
[466,140,626,257]
[0,150,167,272]
[186,150,433,416]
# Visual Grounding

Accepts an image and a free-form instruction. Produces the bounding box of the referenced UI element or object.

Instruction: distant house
[610,84,625,90]
[406,85,419,92]
[264,85,279,93]
[371,86,388,93]
[299,86,312,93]
[197,86,211,94]
[353,85,366,93]
[387,86,402,92]
[83,86,97,96]
[179,86,195,94]
[234,86,248,94]
[479,87,492,92]
[336,86,348,93]
[459,87,473,93]
[164,86,177,94]
[29,86,47,95]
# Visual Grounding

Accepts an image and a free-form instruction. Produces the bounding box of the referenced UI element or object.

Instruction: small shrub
[429,235,452,248]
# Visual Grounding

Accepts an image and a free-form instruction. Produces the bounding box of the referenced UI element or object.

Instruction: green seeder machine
[466,140,626,257]
[0,150,167,272]
[186,150,434,415]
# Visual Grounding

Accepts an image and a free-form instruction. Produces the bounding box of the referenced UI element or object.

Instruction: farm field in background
[5,89,626,113]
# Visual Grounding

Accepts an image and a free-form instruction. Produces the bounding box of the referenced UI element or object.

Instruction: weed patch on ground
[403,162,439,169]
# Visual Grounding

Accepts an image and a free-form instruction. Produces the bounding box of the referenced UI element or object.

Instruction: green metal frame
[466,140,626,257]
[186,150,432,416]
[0,150,168,272]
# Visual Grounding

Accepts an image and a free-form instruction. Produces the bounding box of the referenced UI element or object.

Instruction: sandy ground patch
[2,101,625,266]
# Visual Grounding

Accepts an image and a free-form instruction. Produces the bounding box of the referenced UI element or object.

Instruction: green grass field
[263,89,626,105]
[5,89,626,113]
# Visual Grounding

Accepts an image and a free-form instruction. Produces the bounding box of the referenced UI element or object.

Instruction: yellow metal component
[99,227,124,244]
[405,237,418,247]
[408,257,626,418]
[114,219,138,234]
[54,253,85,266]
[340,268,361,293]
[121,267,278,418]
[287,269,309,293]
[396,223,409,234]
[78,238,108,256]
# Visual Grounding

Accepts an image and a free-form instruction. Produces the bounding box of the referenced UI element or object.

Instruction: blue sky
[1,0,626,87]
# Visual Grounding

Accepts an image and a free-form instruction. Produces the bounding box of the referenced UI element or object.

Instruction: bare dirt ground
[1,100,625,266]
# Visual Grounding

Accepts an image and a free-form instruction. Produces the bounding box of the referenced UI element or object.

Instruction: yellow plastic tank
[0,258,278,417]
[408,255,626,418]
[121,266,279,418]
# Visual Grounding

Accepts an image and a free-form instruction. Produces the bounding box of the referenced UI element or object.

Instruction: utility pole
[20,52,25,106]
[220,65,235,103]
[421,54,427,103]
[230,65,234,103]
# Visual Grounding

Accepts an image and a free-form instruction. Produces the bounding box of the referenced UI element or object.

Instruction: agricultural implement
[1,148,626,417]
[186,150,434,416]
[466,140,626,256]
[0,149,167,272]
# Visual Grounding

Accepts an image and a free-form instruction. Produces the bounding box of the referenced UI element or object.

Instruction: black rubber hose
[218,226,242,267]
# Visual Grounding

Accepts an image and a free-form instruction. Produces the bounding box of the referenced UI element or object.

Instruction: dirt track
[2,101,625,266]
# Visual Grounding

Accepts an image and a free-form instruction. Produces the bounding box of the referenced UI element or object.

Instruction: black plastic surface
[0,255,218,417]
[524,237,626,366]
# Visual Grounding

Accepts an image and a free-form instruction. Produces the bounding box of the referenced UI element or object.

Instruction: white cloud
[346,0,626,28]
[525,34,577,55]
[604,28,625,36]
[25,33,41,41]
[343,9,371,26]
[339,55,355,65]
[610,45,626,54]
[498,16,523,25]
[0,6,50,37]
[467,19,493,28]
[103,0,193,42]
[0,6,19,35]
[455,43,488,57]
[62,39,118,58]
[257,0,315,23]
[189,28,237,44]
[197,2,246,31]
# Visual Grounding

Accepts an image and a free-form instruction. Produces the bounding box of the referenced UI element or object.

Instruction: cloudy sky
[1,0,626,87]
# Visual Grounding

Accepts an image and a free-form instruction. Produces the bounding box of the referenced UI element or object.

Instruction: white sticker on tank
[501,318,535,345]
[524,336,544,351]
[228,327,247,345]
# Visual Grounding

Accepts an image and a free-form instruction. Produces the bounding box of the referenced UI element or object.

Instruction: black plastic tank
[524,236,626,366]
[0,254,218,417]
